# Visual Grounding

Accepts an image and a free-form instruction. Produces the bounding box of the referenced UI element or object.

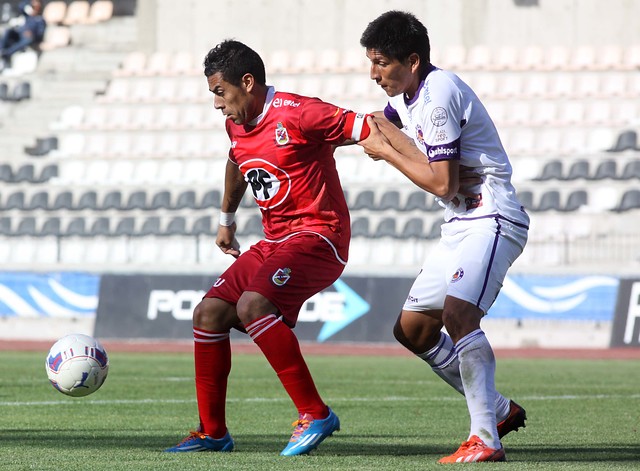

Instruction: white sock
[456,329,501,449]
[417,331,512,423]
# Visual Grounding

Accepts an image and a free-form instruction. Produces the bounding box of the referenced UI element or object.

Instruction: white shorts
[402,216,528,314]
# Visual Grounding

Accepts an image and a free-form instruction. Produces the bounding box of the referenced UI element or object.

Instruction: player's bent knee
[236,291,277,324]
[193,297,237,331]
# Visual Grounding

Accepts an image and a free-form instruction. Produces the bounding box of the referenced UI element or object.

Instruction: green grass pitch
[1,350,639,470]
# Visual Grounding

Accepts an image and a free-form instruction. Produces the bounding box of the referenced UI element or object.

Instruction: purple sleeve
[383,103,400,122]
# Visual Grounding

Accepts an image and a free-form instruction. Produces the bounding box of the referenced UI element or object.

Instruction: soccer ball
[45,333,109,397]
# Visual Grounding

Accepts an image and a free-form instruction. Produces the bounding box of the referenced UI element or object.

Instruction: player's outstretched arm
[359,116,459,201]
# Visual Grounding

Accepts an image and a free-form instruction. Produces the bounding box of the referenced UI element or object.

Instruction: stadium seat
[0,218,11,235]
[62,1,90,25]
[563,190,588,212]
[12,164,35,183]
[4,191,25,210]
[66,217,87,236]
[399,217,425,239]
[114,217,135,236]
[101,190,122,210]
[239,215,263,236]
[622,44,640,70]
[15,217,37,236]
[377,190,401,211]
[534,160,563,181]
[403,191,428,211]
[113,51,146,77]
[590,160,617,180]
[565,160,590,180]
[519,45,544,70]
[536,190,562,212]
[517,190,533,210]
[175,190,197,209]
[492,45,519,71]
[166,216,188,235]
[372,217,397,238]
[38,26,71,51]
[0,164,12,182]
[426,220,442,239]
[27,191,49,210]
[123,191,147,210]
[465,45,491,70]
[615,189,640,212]
[77,191,98,210]
[42,1,67,25]
[352,190,375,210]
[200,189,221,209]
[350,217,370,238]
[146,52,171,76]
[149,190,172,210]
[607,130,640,152]
[192,216,213,236]
[51,191,74,210]
[597,45,625,70]
[41,217,62,236]
[139,216,161,236]
[617,160,640,180]
[86,0,113,24]
[36,164,59,183]
[171,51,197,76]
[90,217,111,236]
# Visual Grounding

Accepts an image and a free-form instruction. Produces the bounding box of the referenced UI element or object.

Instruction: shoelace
[289,418,312,442]
[178,430,207,445]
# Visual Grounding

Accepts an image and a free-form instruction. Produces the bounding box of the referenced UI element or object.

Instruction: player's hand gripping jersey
[226,87,368,263]
[384,66,529,229]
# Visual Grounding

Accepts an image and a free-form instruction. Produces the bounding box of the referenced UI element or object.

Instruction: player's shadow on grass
[220,433,443,456]
[508,445,640,463]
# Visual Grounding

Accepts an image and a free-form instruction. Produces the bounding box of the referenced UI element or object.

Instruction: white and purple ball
[45,334,109,397]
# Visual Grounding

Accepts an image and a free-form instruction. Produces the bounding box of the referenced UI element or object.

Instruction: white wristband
[219,212,236,226]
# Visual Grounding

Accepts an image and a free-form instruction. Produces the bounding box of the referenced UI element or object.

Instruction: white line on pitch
[1,393,639,407]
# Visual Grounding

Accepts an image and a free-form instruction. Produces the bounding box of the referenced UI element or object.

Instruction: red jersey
[226,88,352,263]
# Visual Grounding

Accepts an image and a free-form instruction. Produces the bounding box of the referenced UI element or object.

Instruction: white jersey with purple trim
[385,67,529,231]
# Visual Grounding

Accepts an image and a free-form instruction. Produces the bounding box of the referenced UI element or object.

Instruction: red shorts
[205,234,346,327]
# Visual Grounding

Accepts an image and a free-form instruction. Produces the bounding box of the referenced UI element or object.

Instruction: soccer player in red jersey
[165,40,370,456]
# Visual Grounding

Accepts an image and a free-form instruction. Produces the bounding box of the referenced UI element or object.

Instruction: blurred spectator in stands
[0,0,46,69]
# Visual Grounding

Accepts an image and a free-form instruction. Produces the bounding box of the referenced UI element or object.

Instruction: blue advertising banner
[0,272,99,318]
[489,275,619,321]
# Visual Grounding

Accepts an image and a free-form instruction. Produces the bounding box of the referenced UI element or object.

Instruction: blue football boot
[280,407,340,456]
[164,430,234,452]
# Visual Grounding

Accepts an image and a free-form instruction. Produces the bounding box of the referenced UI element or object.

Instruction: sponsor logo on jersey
[272,268,292,286]
[435,130,448,142]
[272,98,301,108]
[275,122,289,146]
[431,107,448,126]
[451,268,464,283]
[427,146,458,159]
[406,294,419,303]
[415,124,425,145]
[230,141,237,148]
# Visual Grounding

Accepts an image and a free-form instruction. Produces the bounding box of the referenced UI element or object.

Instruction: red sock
[193,328,231,438]
[246,315,328,419]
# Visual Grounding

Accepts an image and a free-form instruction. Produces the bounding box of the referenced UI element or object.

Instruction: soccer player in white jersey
[358,11,530,463]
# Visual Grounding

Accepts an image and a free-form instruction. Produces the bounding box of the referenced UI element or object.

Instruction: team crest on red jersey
[275,122,289,146]
[272,268,292,286]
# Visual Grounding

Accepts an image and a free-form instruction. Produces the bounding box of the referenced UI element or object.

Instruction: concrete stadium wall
[135,0,640,56]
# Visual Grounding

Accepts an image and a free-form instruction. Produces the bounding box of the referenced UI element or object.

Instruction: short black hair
[203,39,266,86]
[360,11,431,73]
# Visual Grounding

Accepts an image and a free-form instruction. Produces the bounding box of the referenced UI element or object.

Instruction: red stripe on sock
[249,316,328,419]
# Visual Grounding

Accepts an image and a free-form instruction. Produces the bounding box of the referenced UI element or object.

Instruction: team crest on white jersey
[275,122,289,146]
[272,268,292,286]
[451,268,464,283]
[415,124,425,146]
[431,107,448,126]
